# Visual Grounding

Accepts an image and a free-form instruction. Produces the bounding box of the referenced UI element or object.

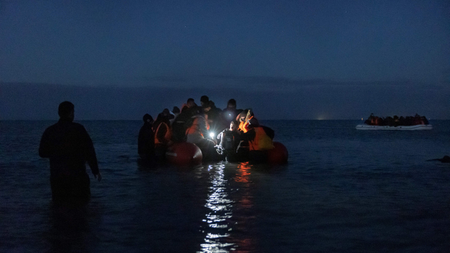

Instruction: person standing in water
[39,101,101,203]
[138,113,155,161]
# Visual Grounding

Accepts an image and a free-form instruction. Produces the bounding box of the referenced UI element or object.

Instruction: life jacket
[248,127,274,151]
[238,116,252,133]
[185,116,209,137]
[154,122,172,145]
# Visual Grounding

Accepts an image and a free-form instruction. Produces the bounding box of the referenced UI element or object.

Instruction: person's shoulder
[45,121,59,129]
[42,123,56,136]
[43,121,63,131]
[70,122,90,133]
[71,121,86,128]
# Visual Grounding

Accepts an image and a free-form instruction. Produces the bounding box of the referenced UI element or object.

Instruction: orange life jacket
[185,116,208,137]
[239,116,253,133]
[248,127,274,151]
[154,122,172,145]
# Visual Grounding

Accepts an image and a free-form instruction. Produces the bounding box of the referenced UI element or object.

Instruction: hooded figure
[138,113,155,160]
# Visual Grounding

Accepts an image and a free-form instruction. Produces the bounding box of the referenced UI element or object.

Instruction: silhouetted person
[170,106,180,125]
[217,120,241,162]
[203,100,223,133]
[138,113,155,160]
[200,95,209,107]
[221,99,242,127]
[172,99,201,142]
[39,101,101,203]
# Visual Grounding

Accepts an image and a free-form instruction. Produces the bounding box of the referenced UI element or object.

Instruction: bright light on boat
[209,132,215,138]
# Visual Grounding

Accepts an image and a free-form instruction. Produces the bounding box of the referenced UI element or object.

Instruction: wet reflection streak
[200,163,235,252]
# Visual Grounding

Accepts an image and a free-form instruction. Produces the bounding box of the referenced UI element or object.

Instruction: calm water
[1,120,449,253]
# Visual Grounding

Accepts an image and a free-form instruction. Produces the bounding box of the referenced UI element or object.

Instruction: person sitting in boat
[413,114,430,125]
[221,99,243,128]
[233,109,256,161]
[200,95,209,109]
[171,99,201,142]
[242,118,275,163]
[170,106,180,125]
[162,108,174,122]
[384,116,393,126]
[138,113,155,161]
[364,113,375,125]
[203,100,223,135]
[216,120,241,162]
[153,112,173,162]
[185,112,221,161]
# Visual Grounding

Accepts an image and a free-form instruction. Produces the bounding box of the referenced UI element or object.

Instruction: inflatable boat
[356,124,433,130]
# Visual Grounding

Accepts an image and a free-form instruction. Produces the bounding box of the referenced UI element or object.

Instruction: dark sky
[1,0,449,120]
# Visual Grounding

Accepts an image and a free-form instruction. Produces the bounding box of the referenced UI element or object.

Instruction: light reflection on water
[200,163,235,252]
[199,161,257,252]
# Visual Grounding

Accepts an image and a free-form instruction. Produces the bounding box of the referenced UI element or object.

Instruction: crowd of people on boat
[364,113,430,126]
[138,95,276,164]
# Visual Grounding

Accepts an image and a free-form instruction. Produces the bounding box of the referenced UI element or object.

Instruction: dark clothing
[172,109,197,142]
[220,129,241,162]
[138,122,155,160]
[244,125,275,142]
[39,119,99,201]
[221,130,241,152]
[206,107,224,132]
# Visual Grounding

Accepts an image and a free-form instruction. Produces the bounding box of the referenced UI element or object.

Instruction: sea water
[1,120,449,253]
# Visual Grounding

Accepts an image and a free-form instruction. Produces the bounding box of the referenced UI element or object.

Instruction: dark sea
[1,120,450,253]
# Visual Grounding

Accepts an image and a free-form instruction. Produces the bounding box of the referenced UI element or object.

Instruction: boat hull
[165,142,203,166]
[356,124,432,130]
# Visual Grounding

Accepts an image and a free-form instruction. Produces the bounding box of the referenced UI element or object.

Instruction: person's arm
[82,126,101,181]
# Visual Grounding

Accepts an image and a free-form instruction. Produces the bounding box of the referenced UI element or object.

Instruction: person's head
[248,117,259,127]
[162,108,170,116]
[58,101,75,121]
[156,112,169,123]
[237,111,246,122]
[236,109,254,122]
[200,95,209,106]
[227,99,236,109]
[230,120,238,131]
[143,113,154,124]
[172,106,180,114]
[187,98,196,108]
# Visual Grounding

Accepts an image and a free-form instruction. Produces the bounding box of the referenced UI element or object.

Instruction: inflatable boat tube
[267,142,288,164]
[166,142,203,167]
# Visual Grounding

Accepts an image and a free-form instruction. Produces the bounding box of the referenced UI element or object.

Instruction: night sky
[1,0,449,120]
